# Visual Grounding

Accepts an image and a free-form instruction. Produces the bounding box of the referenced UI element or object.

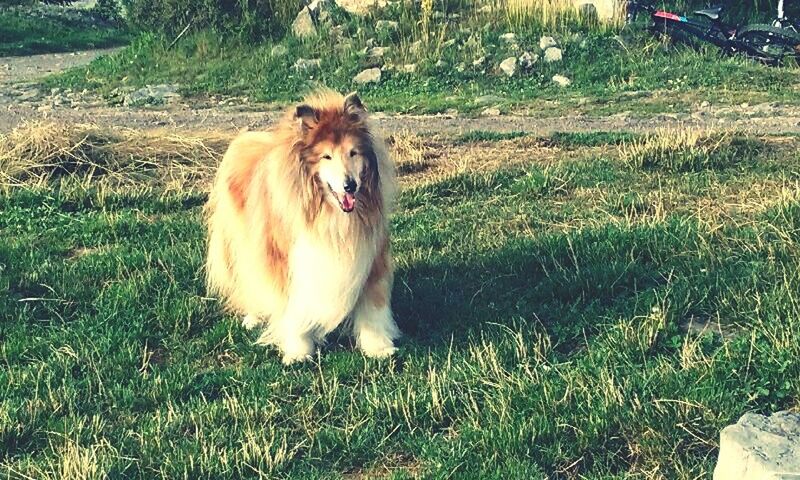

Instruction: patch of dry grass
[619,128,766,172]
[0,122,229,192]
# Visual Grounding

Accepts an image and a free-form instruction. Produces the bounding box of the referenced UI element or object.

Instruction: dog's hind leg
[352,242,400,358]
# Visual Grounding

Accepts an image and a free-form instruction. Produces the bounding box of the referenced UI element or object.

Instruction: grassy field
[0,7,129,57]
[42,0,800,115]
[1,122,800,478]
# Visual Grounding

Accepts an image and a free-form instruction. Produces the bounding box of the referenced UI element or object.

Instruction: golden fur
[205,90,400,364]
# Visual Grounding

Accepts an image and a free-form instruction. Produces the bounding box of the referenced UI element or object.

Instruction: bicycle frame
[650,9,734,49]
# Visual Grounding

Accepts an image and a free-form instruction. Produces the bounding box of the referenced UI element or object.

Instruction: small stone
[741,102,750,108]
[499,32,517,44]
[544,47,563,63]
[499,57,517,77]
[481,107,501,116]
[714,411,800,480]
[518,51,538,70]
[368,46,390,58]
[472,56,486,67]
[701,100,710,108]
[271,44,289,57]
[123,84,180,106]
[435,60,449,68]
[552,74,572,87]
[293,58,322,71]
[292,7,316,38]
[401,63,417,73]
[353,67,382,84]
[18,89,40,101]
[539,35,558,50]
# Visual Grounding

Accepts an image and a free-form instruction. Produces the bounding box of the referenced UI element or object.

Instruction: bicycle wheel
[736,24,800,63]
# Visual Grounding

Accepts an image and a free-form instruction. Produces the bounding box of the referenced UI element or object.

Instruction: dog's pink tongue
[342,193,355,211]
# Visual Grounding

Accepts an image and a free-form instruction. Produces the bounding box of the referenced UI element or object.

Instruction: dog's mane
[269,89,384,232]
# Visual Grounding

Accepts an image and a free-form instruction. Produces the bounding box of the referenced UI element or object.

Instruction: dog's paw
[279,335,315,365]
[361,344,397,359]
[281,351,313,365]
[242,314,262,330]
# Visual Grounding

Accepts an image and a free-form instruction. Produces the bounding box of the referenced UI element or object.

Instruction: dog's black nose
[344,177,357,194]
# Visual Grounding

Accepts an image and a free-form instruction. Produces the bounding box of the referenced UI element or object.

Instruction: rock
[401,63,417,73]
[123,84,180,106]
[481,107,501,116]
[292,0,338,38]
[337,0,382,14]
[18,89,40,101]
[271,44,289,57]
[701,100,710,108]
[367,46,390,58]
[741,102,751,108]
[714,411,800,480]
[472,56,487,67]
[376,20,399,33]
[435,60,449,68]
[292,6,316,38]
[544,47,563,63]
[539,35,558,50]
[571,0,622,22]
[293,58,321,71]
[552,74,572,87]
[518,51,538,69]
[499,57,517,77]
[353,68,382,84]
[499,32,517,44]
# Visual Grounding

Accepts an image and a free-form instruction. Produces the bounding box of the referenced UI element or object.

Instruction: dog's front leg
[259,304,316,365]
[352,244,400,358]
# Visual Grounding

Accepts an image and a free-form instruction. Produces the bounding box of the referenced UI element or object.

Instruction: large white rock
[571,0,622,22]
[544,47,563,63]
[499,57,517,77]
[714,411,800,480]
[539,35,558,51]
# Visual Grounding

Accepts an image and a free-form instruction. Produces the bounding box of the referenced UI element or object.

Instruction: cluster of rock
[497,34,570,87]
[0,83,104,111]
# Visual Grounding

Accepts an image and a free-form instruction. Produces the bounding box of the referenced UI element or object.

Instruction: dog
[204,89,400,364]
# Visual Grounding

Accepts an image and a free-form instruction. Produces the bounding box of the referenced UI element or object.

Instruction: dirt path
[1,48,800,136]
[1,101,800,137]
[0,47,122,84]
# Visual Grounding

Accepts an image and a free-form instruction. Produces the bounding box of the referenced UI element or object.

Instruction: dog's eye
[350,149,358,157]
[321,154,332,161]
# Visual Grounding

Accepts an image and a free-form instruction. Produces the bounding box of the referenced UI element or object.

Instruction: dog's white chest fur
[285,230,376,334]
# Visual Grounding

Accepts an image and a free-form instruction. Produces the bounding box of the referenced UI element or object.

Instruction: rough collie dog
[204,90,400,364]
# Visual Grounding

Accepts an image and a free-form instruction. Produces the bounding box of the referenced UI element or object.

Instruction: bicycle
[625,1,800,65]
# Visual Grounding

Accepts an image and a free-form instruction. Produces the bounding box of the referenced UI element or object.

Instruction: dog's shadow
[385,229,676,354]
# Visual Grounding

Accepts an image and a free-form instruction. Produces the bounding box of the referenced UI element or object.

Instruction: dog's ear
[344,92,366,122]
[295,104,318,132]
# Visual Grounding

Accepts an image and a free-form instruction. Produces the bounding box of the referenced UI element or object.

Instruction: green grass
[45,12,800,115]
[0,9,130,56]
[2,128,800,478]
[454,131,530,144]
